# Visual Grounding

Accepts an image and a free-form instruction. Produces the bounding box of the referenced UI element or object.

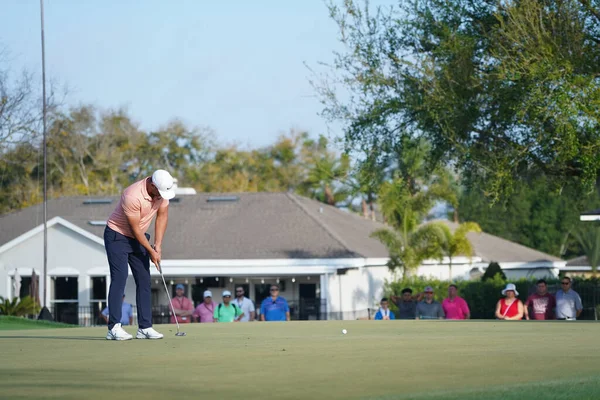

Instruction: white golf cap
[222,290,232,297]
[203,290,212,298]
[151,169,176,200]
[502,283,519,296]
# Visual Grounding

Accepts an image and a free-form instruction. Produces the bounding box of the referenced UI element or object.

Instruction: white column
[44,275,51,309]
[105,274,111,299]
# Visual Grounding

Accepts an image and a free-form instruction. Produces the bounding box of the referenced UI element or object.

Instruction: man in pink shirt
[104,170,175,341]
[193,290,217,323]
[442,285,470,320]
[170,284,194,324]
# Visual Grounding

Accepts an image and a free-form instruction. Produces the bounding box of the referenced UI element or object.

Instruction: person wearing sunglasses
[260,284,290,322]
[233,286,255,322]
[555,277,583,320]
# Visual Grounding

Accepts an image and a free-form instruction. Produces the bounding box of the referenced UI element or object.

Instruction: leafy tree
[371,216,446,277]
[316,0,600,203]
[437,222,482,281]
[0,296,40,317]
[459,176,600,257]
[297,135,351,206]
[571,224,600,277]
[481,262,506,282]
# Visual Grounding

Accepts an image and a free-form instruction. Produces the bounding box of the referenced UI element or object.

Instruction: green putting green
[0,320,599,400]
[0,316,76,330]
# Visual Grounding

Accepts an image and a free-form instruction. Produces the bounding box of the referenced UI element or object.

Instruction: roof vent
[88,220,107,226]
[83,198,113,205]
[207,196,239,203]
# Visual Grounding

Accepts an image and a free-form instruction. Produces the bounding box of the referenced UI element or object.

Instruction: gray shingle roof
[0,195,564,263]
[566,256,589,267]
[428,220,562,263]
[0,193,389,259]
[581,208,600,216]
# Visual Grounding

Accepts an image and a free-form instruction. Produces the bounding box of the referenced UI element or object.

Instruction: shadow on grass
[0,335,105,341]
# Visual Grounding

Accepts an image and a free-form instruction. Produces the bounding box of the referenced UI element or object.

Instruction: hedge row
[383,275,600,320]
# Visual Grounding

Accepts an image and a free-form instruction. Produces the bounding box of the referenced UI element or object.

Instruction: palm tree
[371,209,447,277]
[0,296,40,317]
[438,222,482,281]
[571,224,600,277]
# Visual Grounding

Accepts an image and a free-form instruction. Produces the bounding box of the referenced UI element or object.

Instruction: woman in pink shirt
[193,290,217,323]
[442,285,471,319]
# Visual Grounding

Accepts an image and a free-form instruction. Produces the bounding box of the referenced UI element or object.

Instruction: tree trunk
[324,184,335,205]
[362,198,368,218]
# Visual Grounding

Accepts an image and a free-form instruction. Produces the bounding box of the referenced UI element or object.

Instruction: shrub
[0,296,40,317]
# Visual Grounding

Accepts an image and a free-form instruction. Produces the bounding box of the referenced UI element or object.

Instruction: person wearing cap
[103,169,176,340]
[214,290,244,322]
[101,294,133,326]
[495,283,524,320]
[193,290,217,323]
[415,286,445,320]
[170,284,194,324]
[233,286,256,322]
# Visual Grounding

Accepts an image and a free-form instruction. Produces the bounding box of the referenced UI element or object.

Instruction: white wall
[325,266,394,318]
[1,223,108,305]
[416,263,474,281]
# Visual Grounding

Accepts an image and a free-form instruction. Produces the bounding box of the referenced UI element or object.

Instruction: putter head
[176,332,186,336]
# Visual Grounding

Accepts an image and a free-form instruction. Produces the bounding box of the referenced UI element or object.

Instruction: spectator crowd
[375,277,583,321]
[163,283,291,323]
[102,278,584,326]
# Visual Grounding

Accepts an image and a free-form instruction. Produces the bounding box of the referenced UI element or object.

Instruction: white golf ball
[342,329,347,334]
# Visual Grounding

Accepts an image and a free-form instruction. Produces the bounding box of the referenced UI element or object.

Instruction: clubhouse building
[0,190,565,324]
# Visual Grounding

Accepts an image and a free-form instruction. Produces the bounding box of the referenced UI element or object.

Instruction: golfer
[104,169,175,340]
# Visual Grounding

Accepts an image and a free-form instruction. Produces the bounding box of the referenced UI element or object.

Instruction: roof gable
[0,216,104,255]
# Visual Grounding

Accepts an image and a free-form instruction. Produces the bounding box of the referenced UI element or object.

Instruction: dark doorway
[299,284,318,320]
[53,277,79,325]
[19,277,32,299]
[90,277,107,325]
[254,283,273,311]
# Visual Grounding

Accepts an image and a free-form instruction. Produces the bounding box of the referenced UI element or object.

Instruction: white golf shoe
[136,327,164,339]
[106,323,133,341]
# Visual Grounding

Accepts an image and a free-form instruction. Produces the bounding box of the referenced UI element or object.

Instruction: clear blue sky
[1,0,394,148]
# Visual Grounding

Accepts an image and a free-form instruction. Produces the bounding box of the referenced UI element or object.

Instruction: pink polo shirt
[442,296,470,319]
[170,296,194,324]
[193,302,217,323]
[107,177,168,239]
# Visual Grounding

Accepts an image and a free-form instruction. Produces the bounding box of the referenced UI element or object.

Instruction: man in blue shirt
[260,284,290,321]
[102,294,134,326]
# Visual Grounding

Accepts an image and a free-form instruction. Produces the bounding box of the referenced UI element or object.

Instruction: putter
[155,257,186,337]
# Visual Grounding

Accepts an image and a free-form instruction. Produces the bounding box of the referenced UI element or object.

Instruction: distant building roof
[1,194,566,264]
[0,193,389,260]
[428,220,563,263]
[566,256,590,267]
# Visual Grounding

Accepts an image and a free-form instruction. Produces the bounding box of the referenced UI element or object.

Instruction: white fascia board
[362,258,390,267]
[147,265,341,276]
[158,258,367,268]
[580,215,600,221]
[420,256,483,265]
[0,216,104,255]
[559,266,594,271]
[499,261,566,270]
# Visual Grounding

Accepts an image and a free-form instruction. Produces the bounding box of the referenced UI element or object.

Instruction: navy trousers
[104,226,153,330]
